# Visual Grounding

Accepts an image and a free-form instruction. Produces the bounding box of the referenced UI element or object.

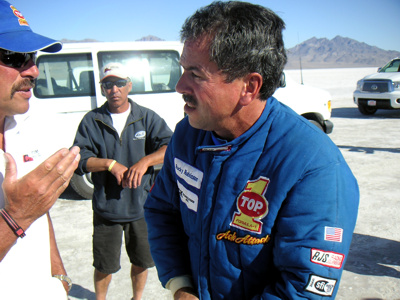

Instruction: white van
[29,41,333,199]
[30,41,184,199]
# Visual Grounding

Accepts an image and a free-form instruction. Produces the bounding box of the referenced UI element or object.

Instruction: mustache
[183,94,196,104]
[11,78,36,97]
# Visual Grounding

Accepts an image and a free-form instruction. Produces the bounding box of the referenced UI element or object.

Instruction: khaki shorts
[92,213,154,274]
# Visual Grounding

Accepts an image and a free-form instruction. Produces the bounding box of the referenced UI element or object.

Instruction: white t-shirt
[109,103,131,136]
[0,114,67,299]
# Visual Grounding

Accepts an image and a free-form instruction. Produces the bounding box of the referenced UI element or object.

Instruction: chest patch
[230,176,269,234]
[174,158,203,189]
[22,149,41,163]
[177,180,198,212]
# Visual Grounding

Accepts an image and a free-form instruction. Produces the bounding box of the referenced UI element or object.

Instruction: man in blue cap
[0,1,80,299]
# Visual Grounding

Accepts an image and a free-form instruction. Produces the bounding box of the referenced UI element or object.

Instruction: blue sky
[11,0,400,51]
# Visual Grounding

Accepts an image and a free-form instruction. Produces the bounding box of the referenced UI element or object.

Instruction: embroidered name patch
[311,248,345,269]
[174,158,203,189]
[305,274,337,297]
[177,181,198,212]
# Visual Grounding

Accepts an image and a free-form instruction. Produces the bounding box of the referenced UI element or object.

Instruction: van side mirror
[279,72,286,88]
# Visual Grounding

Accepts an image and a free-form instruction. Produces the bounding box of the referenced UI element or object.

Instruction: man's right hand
[2,146,80,229]
[108,161,128,186]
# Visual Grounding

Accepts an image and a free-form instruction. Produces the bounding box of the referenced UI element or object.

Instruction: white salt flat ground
[52,67,400,300]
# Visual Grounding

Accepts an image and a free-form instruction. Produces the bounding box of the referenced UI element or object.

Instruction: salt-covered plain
[52,67,400,300]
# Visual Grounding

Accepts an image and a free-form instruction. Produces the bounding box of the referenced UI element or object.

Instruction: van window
[98,50,181,94]
[34,53,94,98]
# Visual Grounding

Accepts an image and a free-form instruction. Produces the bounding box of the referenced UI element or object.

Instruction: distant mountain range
[286,36,400,69]
[61,35,400,69]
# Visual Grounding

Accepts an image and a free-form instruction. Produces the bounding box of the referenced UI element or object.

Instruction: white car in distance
[353,57,400,115]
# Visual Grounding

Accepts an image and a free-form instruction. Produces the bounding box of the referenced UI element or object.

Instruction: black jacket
[74,99,173,222]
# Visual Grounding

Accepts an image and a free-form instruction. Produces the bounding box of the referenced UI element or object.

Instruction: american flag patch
[324,226,343,242]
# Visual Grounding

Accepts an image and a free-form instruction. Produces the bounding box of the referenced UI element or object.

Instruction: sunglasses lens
[102,82,113,89]
[102,79,128,89]
[115,80,127,87]
[0,51,36,68]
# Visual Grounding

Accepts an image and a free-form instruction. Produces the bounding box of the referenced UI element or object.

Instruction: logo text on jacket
[174,158,203,189]
[216,230,270,245]
[230,176,269,234]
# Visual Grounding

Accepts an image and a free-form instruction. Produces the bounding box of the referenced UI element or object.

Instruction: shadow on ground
[345,233,400,279]
[69,284,95,300]
[332,107,400,119]
[337,145,400,154]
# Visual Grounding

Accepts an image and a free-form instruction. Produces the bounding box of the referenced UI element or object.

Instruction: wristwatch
[53,274,72,291]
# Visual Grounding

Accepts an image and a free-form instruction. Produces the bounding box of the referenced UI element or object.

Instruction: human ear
[239,72,263,106]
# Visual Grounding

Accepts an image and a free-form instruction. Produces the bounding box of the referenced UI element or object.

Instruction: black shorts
[92,213,154,274]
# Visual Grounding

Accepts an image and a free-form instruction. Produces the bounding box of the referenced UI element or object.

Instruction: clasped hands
[108,159,149,189]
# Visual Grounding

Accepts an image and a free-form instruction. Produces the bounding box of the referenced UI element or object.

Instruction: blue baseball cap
[0,1,62,53]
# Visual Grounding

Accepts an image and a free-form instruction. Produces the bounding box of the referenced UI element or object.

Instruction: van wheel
[70,173,93,200]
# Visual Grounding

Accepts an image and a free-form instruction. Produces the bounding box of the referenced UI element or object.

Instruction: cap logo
[10,5,29,26]
[104,68,112,73]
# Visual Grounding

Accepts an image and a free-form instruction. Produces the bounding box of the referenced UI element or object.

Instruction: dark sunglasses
[0,50,36,68]
[101,79,128,89]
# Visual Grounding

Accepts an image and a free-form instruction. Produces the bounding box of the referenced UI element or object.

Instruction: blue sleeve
[144,136,192,287]
[258,159,359,299]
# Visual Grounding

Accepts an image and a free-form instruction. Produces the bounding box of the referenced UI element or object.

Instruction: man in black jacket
[73,62,172,300]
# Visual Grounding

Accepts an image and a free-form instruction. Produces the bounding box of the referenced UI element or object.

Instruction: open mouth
[183,94,197,109]
[186,102,196,108]
[12,86,32,99]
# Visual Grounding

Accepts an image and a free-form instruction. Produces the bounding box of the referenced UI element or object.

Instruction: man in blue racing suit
[144,1,359,299]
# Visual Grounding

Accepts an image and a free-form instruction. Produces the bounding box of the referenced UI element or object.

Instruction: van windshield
[98,50,181,94]
[34,50,181,98]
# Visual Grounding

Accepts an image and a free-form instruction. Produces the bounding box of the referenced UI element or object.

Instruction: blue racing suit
[144,97,359,299]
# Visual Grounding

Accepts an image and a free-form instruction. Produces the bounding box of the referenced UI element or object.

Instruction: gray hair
[180,1,287,100]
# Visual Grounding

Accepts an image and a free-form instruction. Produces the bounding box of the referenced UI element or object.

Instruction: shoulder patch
[305,274,337,297]
[324,226,343,242]
[311,248,345,269]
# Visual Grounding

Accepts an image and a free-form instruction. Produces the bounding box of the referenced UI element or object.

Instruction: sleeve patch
[305,274,337,297]
[311,248,345,269]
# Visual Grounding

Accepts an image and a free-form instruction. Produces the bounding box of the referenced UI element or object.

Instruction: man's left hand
[122,160,149,189]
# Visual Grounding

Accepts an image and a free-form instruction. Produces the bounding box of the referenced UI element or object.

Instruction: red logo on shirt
[23,155,34,162]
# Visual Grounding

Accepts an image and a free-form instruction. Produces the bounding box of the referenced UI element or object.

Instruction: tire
[69,173,93,199]
[358,104,377,115]
[309,120,324,131]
